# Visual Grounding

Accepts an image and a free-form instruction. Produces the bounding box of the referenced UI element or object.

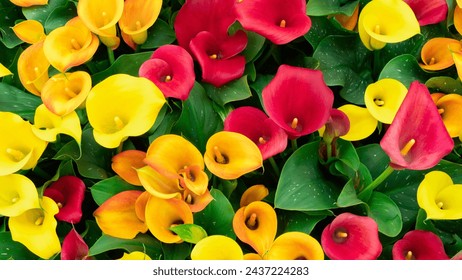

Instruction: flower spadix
[419,38,461,71]
[0,112,47,176]
[12,19,46,44]
[364,78,408,124]
[358,0,420,51]
[41,71,92,116]
[17,41,50,96]
[380,81,453,170]
[86,74,166,149]
[0,174,40,217]
[233,201,277,256]
[112,150,147,186]
[31,104,82,144]
[204,131,263,180]
[264,232,324,260]
[191,235,243,260]
[431,93,462,138]
[337,104,378,141]
[118,0,162,45]
[8,196,61,259]
[392,230,449,260]
[417,171,462,220]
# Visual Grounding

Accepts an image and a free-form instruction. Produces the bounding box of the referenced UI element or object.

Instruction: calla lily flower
[93,190,148,239]
[191,235,243,260]
[43,175,86,224]
[12,19,46,44]
[240,184,269,208]
[321,212,382,260]
[41,71,92,116]
[431,93,462,138]
[319,109,351,160]
[392,230,449,260]
[337,104,377,141]
[403,0,448,26]
[455,4,462,36]
[61,228,90,260]
[139,44,195,100]
[262,64,334,139]
[333,4,359,31]
[137,165,182,199]
[0,174,40,217]
[417,171,462,220]
[8,197,61,259]
[0,63,12,77]
[118,0,162,45]
[118,251,152,260]
[77,0,124,49]
[380,81,454,170]
[134,191,150,223]
[86,74,166,149]
[264,232,324,260]
[452,250,462,260]
[31,104,82,144]
[234,0,311,45]
[145,195,193,244]
[233,201,277,256]
[112,150,147,186]
[0,112,48,176]
[358,0,420,51]
[43,17,99,73]
[9,0,47,7]
[364,78,408,124]
[224,106,288,160]
[420,38,461,71]
[182,187,214,213]
[17,41,50,96]
[204,131,263,180]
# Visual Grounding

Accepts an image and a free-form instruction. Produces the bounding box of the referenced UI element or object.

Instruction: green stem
[291,139,298,152]
[107,46,115,65]
[268,156,280,177]
[326,141,333,160]
[358,165,394,198]
[256,43,276,69]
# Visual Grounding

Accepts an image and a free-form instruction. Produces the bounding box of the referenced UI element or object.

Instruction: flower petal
[420,37,460,71]
[112,150,147,186]
[338,104,378,141]
[240,184,269,208]
[433,93,462,137]
[191,235,243,260]
[392,230,449,260]
[265,232,324,260]
[12,19,46,44]
[61,228,90,260]
[118,251,152,260]
[0,174,40,217]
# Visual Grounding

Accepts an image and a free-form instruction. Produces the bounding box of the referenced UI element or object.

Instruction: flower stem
[291,139,298,152]
[268,156,280,177]
[107,46,115,65]
[358,165,394,199]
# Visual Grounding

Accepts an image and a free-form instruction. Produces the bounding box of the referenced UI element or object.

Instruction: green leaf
[194,189,236,239]
[241,31,266,62]
[90,176,142,206]
[378,54,433,88]
[161,243,191,260]
[43,1,77,33]
[304,16,353,49]
[307,0,359,16]
[170,224,208,244]
[0,82,41,121]
[313,35,373,105]
[0,4,23,48]
[367,192,403,237]
[337,178,364,207]
[425,76,462,94]
[278,210,327,235]
[148,107,181,143]
[275,141,340,211]
[324,139,361,179]
[171,82,223,153]
[0,231,38,260]
[22,0,69,25]
[202,75,252,107]
[140,19,176,49]
[88,234,163,260]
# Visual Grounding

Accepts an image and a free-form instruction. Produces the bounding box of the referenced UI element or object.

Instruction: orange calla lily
[0,112,48,176]
[432,93,462,138]
[93,190,148,239]
[86,74,166,149]
[41,71,92,116]
[12,19,46,44]
[334,3,359,31]
[145,195,193,244]
[240,184,269,207]
[8,196,61,259]
[9,0,47,7]
[420,38,461,71]
[191,235,244,260]
[455,4,462,35]
[233,201,277,256]
[0,174,40,217]
[136,165,182,199]
[112,150,147,186]
[17,40,50,96]
[134,191,150,222]
[119,0,162,45]
[204,131,263,180]
[182,187,213,213]
[264,232,324,260]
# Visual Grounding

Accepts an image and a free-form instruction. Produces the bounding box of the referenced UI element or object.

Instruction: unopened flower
[112,150,147,186]
[61,228,90,260]
[265,232,324,260]
[191,235,243,260]
[392,230,449,260]
[0,174,40,217]
[119,0,162,45]
[12,19,46,44]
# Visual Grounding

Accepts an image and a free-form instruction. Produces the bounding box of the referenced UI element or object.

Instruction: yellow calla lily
[191,235,243,260]
[118,0,162,45]
[240,184,269,207]
[417,171,462,220]
[9,0,47,7]
[0,112,48,176]
[93,190,148,239]
[233,201,277,256]
[145,195,193,244]
[136,165,182,199]
[358,0,420,50]
[338,104,378,141]
[17,41,50,96]
[264,232,324,260]
[0,63,12,78]
[364,78,407,124]
[12,19,46,44]
[86,74,165,149]
[0,174,40,217]
[432,93,462,138]
[420,38,461,71]
[204,131,263,180]
[31,104,82,144]
[43,17,99,73]
[118,251,152,260]
[244,253,263,260]
[77,0,124,49]
[8,196,61,259]
[41,71,92,116]
[112,150,147,186]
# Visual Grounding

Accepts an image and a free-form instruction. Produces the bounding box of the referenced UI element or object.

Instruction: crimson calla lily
[404,0,447,26]
[0,174,40,217]
[112,150,147,186]
[262,64,334,139]
[61,228,90,260]
[392,230,449,260]
[224,106,288,160]
[321,212,382,260]
[234,0,311,45]
[380,81,454,170]
[43,175,86,224]
[17,41,50,96]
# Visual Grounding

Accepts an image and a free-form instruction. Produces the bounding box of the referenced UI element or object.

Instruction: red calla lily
[392,230,449,260]
[404,0,448,26]
[61,228,91,260]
